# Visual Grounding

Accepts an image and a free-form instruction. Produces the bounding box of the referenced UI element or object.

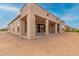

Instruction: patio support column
[60,22,65,33]
[27,4,36,39]
[59,23,64,33]
[55,23,57,34]
[27,14,36,40]
[20,19,25,34]
[59,24,61,33]
[45,19,49,35]
[19,19,23,35]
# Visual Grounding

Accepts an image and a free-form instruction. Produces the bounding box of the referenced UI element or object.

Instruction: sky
[0,3,79,29]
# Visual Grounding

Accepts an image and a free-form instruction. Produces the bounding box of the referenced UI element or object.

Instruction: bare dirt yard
[0,32,79,56]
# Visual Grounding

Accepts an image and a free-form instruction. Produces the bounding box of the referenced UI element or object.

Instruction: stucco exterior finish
[8,3,65,40]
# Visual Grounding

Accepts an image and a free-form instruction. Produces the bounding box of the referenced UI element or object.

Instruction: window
[36,24,45,33]
[13,27,14,32]
[40,24,45,32]
[36,24,40,33]
[17,26,19,33]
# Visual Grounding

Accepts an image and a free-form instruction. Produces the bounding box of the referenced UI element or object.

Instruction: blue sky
[0,3,79,29]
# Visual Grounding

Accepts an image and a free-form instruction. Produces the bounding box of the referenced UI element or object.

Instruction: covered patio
[20,15,60,38]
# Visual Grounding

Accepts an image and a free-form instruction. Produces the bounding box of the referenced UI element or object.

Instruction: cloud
[0,5,19,12]
[55,4,79,29]
[60,4,79,21]
[0,15,4,20]
[67,6,79,13]
[61,14,79,22]
[48,5,79,28]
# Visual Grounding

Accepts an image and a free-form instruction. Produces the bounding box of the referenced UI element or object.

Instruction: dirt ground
[0,32,79,56]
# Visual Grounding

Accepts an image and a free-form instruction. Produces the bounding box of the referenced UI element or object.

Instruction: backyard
[0,32,79,55]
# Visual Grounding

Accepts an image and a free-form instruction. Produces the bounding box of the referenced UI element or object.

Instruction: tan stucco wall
[8,17,21,35]
[8,3,65,39]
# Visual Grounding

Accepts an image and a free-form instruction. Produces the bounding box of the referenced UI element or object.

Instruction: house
[8,3,65,40]
[64,25,73,32]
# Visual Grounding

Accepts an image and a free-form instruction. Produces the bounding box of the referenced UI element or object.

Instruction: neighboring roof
[8,15,21,25]
[65,25,72,28]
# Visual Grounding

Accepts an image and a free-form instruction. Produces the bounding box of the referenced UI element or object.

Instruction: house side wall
[8,3,65,39]
[8,4,30,35]
[8,18,21,35]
